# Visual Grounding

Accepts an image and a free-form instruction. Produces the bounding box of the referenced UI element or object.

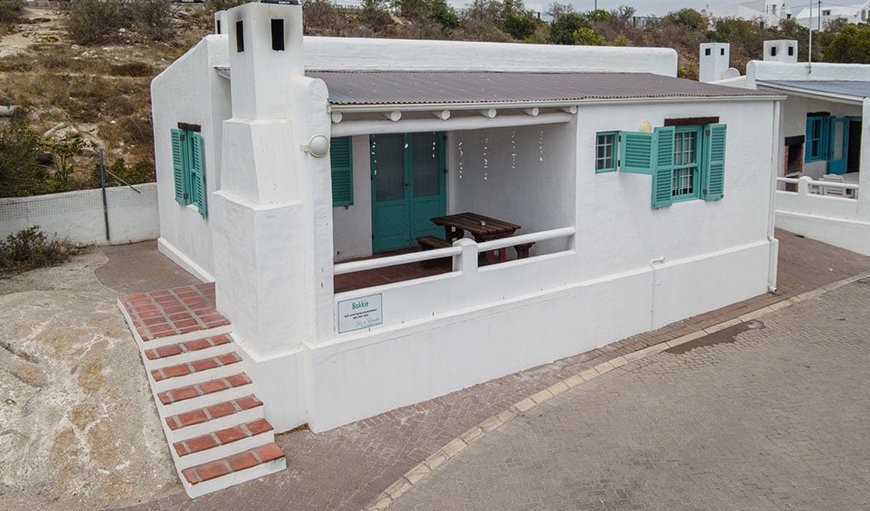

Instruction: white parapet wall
[0,183,159,245]
[303,37,679,76]
[776,178,870,255]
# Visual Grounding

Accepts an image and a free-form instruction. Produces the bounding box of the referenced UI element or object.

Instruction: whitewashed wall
[151,35,231,282]
[449,123,577,255]
[0,183,159,245]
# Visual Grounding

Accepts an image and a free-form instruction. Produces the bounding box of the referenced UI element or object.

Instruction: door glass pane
[832,120,844,159]
[372,134,405,202]
[412,132,440,198]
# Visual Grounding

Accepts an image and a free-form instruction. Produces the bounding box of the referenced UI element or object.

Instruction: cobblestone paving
[121,231,870,511]
[392,280,870,511]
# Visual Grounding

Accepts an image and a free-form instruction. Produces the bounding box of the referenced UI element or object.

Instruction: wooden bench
[416,235,451,250]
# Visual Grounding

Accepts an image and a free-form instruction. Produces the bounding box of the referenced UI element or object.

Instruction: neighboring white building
[705,41,870,255]
[146,1,784,495]
[792,1,870,28]
[707,0,793,27]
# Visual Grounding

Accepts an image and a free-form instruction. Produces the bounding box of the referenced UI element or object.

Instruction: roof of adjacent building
[303,71,774,107]
[758,80,870,102]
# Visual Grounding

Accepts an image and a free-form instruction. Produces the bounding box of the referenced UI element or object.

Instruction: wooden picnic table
[431,212,525,264]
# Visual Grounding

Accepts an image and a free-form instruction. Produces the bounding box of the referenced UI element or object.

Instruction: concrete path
[391,279,870,511]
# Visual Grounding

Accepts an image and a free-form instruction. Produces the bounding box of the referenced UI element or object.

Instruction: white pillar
[859,98,870,219]
[210,2,333,431]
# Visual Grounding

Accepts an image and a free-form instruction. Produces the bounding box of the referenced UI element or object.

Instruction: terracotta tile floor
[119,282,229,342]
[334,257,452,294]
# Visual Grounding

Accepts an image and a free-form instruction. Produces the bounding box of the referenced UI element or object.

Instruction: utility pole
[808,0,813,70]
[818,0,822,31]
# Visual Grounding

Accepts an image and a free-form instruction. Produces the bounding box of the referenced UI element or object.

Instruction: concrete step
[157,373,255,417]
[164,394,265,443]
[143,334,236,370]
[181,443,286,499]
[150,351,244,393]
[171,418,275,470]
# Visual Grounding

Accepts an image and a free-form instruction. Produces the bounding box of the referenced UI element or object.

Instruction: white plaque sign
[337,294,383,333]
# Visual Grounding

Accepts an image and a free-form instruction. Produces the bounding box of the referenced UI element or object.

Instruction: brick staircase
[118,283,286,498]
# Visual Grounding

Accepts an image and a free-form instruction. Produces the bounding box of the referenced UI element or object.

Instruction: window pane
[412,132,441,197]
[372,134,405,202]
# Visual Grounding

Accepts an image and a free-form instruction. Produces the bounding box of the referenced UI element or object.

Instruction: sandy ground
[0,249,179,510]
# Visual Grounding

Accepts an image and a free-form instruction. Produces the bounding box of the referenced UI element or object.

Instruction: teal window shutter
[701,124,727,201]
[651,126,675,209]
[618,131,654,174]
[171,129,190,205]
[331,136,354,207]
[191,132,207,217]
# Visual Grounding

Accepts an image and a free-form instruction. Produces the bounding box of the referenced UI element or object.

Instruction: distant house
[706,0,792,27]
[703,40,870,255]
[792,1,870,28]
[145,2,782,496]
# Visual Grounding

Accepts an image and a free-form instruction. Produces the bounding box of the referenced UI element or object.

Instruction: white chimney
[763,40,798,63]
[699,43,730,83]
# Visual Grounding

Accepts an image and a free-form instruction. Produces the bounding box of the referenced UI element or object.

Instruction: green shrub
[0,108,51,198]
[824,24,870,63]
[207,0,246,12]
[0,0,24,24]
[90,158,156,188]
[129,0,173,42]
[0,227,73,274]
[63,0,128,44]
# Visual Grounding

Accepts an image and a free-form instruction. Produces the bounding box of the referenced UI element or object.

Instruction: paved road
[393,279,870,511]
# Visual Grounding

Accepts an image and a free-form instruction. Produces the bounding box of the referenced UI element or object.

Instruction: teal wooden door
[371,132,446,252]
[828,117,849,175]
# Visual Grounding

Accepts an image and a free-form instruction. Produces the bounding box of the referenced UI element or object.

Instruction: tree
[824,24,870,63]
[361,0,392,32]
[549,12,588,44]
[546,2,574,20]
[663,8,707,31]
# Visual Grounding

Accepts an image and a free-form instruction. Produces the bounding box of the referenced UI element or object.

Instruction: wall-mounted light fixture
[301,134,330,158]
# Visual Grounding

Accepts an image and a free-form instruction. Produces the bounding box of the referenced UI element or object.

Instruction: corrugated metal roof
[759,80,870,101]
[306,71,771,106]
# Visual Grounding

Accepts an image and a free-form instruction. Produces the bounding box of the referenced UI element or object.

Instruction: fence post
[453,238,479,274]
[797,175,813,197]
[99,148,110,242]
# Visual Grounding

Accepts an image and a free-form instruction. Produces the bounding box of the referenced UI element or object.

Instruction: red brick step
[166,395,264,431]
[158,373,252,406]
[173,418,274,457]
[182,443,285,485]
[151,351,242,382]
[144,334,232,361]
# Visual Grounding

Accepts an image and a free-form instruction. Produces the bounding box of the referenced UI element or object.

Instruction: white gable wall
[151,35,231,281]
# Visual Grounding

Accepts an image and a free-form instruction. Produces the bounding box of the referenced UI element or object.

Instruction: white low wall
[776,188,870,255]
[308,239,772,431]
[0,183,159,245]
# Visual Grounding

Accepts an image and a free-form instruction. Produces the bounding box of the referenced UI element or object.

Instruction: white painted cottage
[151,1,782,454]
[703,40,870,255]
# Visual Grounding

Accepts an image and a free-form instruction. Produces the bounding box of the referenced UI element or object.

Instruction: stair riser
[173,432,275,470]
[164,406,265,444]
[150,361,244,394]
[158,383,256,418]
[143,342,237,371]
[182,457,286,499]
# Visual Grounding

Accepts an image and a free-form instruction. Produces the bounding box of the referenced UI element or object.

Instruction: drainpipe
[767,99,783,292]
[649,256,666,329]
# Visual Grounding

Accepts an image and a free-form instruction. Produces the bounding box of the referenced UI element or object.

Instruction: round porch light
[305,134,330,158]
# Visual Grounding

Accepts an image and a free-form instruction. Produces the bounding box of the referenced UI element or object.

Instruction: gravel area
[0,248,179,511]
